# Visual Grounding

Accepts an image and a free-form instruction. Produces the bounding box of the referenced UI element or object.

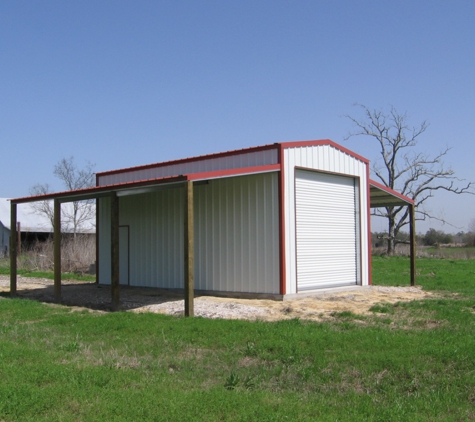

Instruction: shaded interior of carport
[8,175,416,316]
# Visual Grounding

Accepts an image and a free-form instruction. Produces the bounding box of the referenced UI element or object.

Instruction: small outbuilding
[9,140,415,310]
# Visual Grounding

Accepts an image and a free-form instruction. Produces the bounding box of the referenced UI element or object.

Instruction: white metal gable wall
[295,169,360,290]
[97,149,279,185]
[98,172,280,294]
[283,145,369,294]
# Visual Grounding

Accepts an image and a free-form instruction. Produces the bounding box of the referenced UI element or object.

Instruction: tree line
[372,225,475,248]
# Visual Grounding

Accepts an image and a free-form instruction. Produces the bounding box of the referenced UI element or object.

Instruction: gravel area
[0,275,434,321]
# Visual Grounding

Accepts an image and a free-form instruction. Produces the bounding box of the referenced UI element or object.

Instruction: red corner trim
[278,144,286,295]
[367,165,372,286]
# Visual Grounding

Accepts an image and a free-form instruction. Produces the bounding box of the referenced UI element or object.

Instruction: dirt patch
[0,275,435,321]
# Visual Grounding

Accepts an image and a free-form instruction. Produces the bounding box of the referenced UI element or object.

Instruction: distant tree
[30,157,96,236]
[423,228,453,246]
[346,104,474,255]
[467,219,475,247]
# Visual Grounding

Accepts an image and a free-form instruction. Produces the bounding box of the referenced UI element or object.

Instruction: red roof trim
[97,143,280,178]
[279,140,370,164]
[186,164,280,181]
[369,179,414,204]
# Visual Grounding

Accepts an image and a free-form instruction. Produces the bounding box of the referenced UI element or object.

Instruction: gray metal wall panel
[194,173,280,294]
[98,189,184,287]
[98,149,279,185]
[120,188,184,288]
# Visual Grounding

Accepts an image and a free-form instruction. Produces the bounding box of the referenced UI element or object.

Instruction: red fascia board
[11,175,187,204]
[279,140,370,164]
[97,143,281,178]
[369,179,414,204]
[186,164,280,181]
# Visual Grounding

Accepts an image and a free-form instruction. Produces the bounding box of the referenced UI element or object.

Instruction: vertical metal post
[54,199,62,303]
[409,204,416,286]
[184,181,194,317]
[10,202,17,297]
[111,193,120,311]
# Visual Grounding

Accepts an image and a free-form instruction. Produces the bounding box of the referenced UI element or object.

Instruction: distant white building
[0,198,95,256]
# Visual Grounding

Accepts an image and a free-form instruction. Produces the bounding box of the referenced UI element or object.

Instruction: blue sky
[1,0,474,234]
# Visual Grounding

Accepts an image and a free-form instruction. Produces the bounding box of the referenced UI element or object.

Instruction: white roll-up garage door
[295,169,360,291]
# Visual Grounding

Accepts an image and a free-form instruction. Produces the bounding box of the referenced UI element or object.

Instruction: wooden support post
[17,222,21,256]
[409,204,416,286]
[10,202,17,297]
[111,193,120,311]
[53,199,62,303]
[184,180,194,317]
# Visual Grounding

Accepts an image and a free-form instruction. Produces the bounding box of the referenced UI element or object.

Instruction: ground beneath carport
[0,275,436,321]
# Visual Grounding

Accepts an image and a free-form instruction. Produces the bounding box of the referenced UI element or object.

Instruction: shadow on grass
[1,282,197,313]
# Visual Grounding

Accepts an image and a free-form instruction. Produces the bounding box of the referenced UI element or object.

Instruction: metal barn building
[9,140,415,309]
[95,140,412,297]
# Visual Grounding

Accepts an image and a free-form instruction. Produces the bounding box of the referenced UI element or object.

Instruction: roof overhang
[369,179,413,208]
[10,164,281,205]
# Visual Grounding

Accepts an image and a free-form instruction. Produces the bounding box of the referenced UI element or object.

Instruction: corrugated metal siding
[194,173,280,294]
[295,170,358,290]
[99,173,280,294]
[121,187,185,288]
[283,144,369,294]
[98,149,279,185]
[98,188,184,287]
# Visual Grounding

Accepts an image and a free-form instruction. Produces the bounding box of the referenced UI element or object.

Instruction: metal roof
[369,180,413,207]
[9,164,280,205]
[9,140,412,209]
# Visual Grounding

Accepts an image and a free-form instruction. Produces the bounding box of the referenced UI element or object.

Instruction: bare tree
[30,157,96,236]
[29,183,55,229]
[345,104,474,255]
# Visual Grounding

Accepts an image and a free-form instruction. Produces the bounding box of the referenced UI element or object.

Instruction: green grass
[424,246,475,259]
[0,259,95,282]
[1,257,474,421]
[372,255,475,295]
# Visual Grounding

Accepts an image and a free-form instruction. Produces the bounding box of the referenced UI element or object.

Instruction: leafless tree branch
[30,157,96,236]
[346,104,474,254]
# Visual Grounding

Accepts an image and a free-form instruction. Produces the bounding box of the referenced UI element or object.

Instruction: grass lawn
[1,257,474,421]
